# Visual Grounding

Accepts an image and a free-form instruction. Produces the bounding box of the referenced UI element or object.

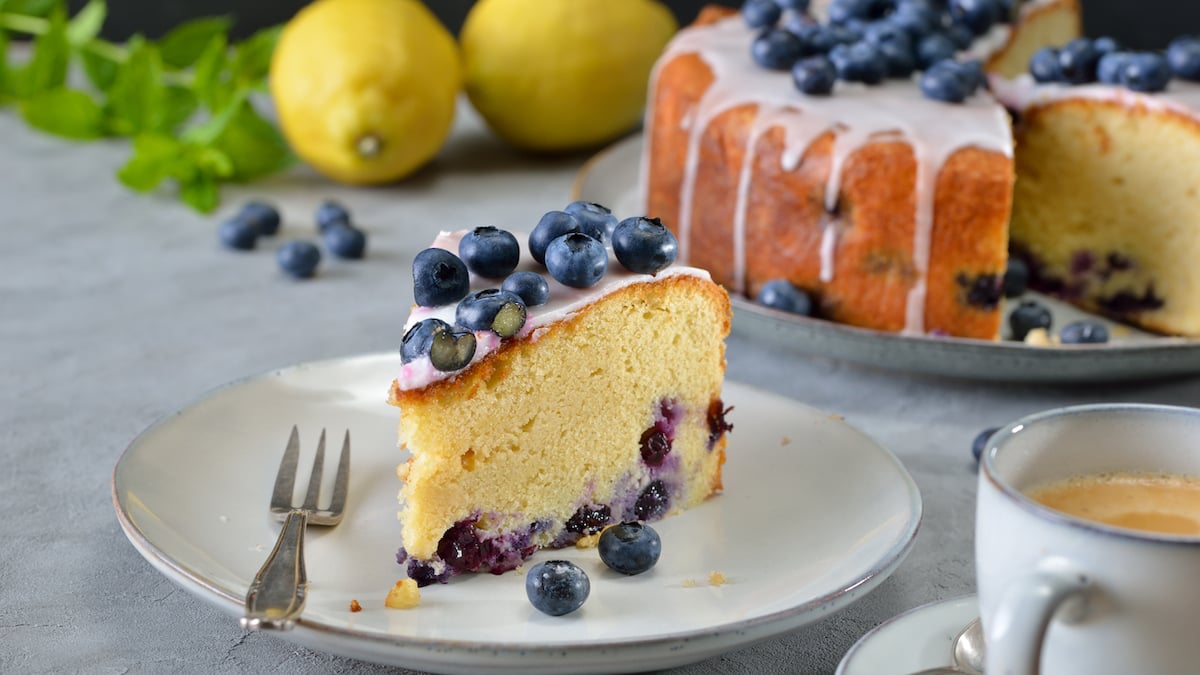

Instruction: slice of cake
[389,216,732,585]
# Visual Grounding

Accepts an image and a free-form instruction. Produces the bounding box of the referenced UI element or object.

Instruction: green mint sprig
[0,0,292,212]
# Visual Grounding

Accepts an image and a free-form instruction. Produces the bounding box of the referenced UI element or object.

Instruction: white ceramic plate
[112,353,922,674]
[837,595,979,675]
[573,135,1200,383]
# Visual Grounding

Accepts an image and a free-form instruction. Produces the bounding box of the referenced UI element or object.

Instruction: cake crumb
[349,599,362,613]
[385,579,421,609]
[780,436,791,446]
[1023,327,1058,347]
[682,579,698,588]
[828,413,844,421]
[575,533,601,549]
[708,571,729,586]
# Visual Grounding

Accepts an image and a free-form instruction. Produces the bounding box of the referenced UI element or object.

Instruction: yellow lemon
[269,0,461,184]
[460,0,676,152]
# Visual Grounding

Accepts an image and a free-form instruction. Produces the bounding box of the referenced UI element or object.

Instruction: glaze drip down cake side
[389,220,732,586]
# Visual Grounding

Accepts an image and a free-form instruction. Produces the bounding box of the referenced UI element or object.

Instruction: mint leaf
[212,100,292,180]
[179,172,218,213]
[107,36,166,134]
[20,87,104,139]
[229,25,280,88]
[162,84,198,131]
[13,6,69,97]
[66,0,106,48]
[117,133,181,191]
[190,33,227,108]
[192,145,234,179]
[158,16,231,70]
[79,48,118,91]
[3,0,60,17]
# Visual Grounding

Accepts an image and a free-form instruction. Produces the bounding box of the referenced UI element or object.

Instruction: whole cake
[642,1,1081,338]
[389,215,733,585]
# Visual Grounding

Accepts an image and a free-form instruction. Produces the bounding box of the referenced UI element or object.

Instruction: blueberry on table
[456,288,528,338]
[793,56,837,95]
[612,217,678,275]
[276,241,321,279]
[757,279,813,316]
[972,427,1000,463]
[400,318,451,364]
[218,218,259,250]
[502,271,551,307]
[564,201,618,243]
[412,248,470,307]
[1003,258,1029,298]
[1008,299,1052,341]
[525,560,590,616]
[752,28,804,71]
[459,226,520,278]
[545,233,608,288]
[1060,320,1110,345]
[315,200,351,233]
[598,522,662,576]
[1029,47,1062,83]
[322,222,367,259]
[1168,37,1200,81]
[239,201,281,236]
[741,0,782,29]
[529,211,582,265]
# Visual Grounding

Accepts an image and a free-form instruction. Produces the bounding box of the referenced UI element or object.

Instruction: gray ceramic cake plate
[574,134,1200,383]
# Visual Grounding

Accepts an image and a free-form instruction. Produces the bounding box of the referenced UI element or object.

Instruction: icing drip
[819,214,839,283]
[643,16,1012,334]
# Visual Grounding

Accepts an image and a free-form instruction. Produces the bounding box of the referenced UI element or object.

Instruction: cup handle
[986,565,1091,675]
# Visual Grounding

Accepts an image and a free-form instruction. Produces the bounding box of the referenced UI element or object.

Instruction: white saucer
[837,595,979,675]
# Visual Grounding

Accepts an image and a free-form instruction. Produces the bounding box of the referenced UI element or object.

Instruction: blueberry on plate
[218,218,259,250]
[322,222,367,259]
[545,232,608,288]
[741,0,782,29]
[530,210,582,265]
[400,318,451,363]
[502,271,551,306]
[1003,257,1029,298]
[276,240,321,279]
[525,560,590,616]
[459,226,520,278]
[412,248,470,307]
[1029,47,1062,83]
[564,201,618,243]
[751,28,804,70]
[598,521,662,576]
[793,56,838,95]
[612,216,678,275]
[239,201,281,236]
[315,200,350,233]
[1008,299,1052,341]
[757,279,813,316]
[456,288,527,338]
[972,426,1000,463]
[1168,36,1200,81]
[1059,320,1109,345]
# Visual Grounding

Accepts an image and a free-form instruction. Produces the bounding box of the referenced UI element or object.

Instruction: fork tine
[270,425,302,511]
[301,428,327,511]
[326,430,351,517]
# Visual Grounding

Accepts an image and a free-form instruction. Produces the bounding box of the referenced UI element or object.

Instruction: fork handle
[241,510,308,631]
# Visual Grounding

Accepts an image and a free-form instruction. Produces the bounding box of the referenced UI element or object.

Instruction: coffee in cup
[1024,471,1200,536]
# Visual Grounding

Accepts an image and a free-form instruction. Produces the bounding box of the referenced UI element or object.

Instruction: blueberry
[456,288,527,338]
[565,504,612,535]
[218,218,259,250]
[949,0,1001,36]
[972,426,999,463]
[752,28,804,70]
[917,33,958,70]
[1123,52,1171,93]
[612,217,678,275]
[525,560,589,616]
[1030,47,1062,83]
[757,279,813,315]
[428,329,477,371]
[400,318,451,364]
[545,233,608,288]
[322,222,367,259]
[774,0,810,9]
[1060,320,1110,345]
[920,60,970,103]
[1092,36,1121,57]
[790,22,839,56]
[1003,257,1029,298]
[1057,38,1100,84]
[640,427,671,466]
[889,1,939,41]
[863,21,912,50]
[878,39,917,78]
[1097,51,1130,84]
[1008,299,1052,341]
[564,201,618,243]
[530,210,582,265]
[742,0,782,29]
[315,200,350,233]
[276,240,321,279]
[598,522,662,576]
[634,480,670,520]
[829,41,887,84]
[459,226,520,278]
[1168,37,1200,81]
[828,0,890,25]
[239,201,280,236]
[945,24,977,51]
[502,271,551,306]
[412,248,470,307]
[793,56,838,94]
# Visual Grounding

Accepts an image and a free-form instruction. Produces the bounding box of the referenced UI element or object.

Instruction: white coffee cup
[976,403,1200,675]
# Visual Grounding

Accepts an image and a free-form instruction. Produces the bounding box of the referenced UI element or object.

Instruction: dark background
[71,1,1200,51]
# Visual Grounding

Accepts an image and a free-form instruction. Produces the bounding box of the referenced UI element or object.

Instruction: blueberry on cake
[388,210,733,585]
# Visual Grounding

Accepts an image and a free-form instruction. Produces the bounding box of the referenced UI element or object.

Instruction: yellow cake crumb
[575,533,601,549]
[780,436,791,446]
[385,579,421,609]
[708,571,729,586]
[349,599,362,613]
[1023,327,1057,347]
[828,413,844,421]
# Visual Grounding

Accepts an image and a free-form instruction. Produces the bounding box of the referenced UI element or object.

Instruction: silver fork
[241,426,350,631]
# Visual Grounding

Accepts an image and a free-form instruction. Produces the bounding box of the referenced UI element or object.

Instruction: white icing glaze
[396,231,711,391]
[991,73,1200,119]
[643,16,1012,334]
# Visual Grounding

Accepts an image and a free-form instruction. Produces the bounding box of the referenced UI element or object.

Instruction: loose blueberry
[1097,51,1130,84]
[1122,52,1171,93]
[1060,320,1110,345]
[564,201,619,242]
[752,28,804,70]
[315,200,350,233]
[429,329,477,371]
[920,60,970,103]
[1057,38,1100,84]
[741,0,782,29]
[502,271,551,306]
[793,56,838,95]
[218,218,259,250]
[530,211,582,265]
[829,41,887,84]
[459,226,520,278]
[949,0,1001,36]
[1030,47,1062,83]
[917,33,958,70]
[1009,299,1052,341]
[412,248,470,307]
[1168,37,1200,81]
[239,201,281,236]
[322,222,367,259]
[525,560,590,616]
[612,216,678,275]
[276,240,321,279]
[545,232,608,288]
[1003,257,1029,298]
[972,427,999,463]
[598,522,663,576]
[456,288,527,337]
[400,318,451,364]
[757,279,813,315]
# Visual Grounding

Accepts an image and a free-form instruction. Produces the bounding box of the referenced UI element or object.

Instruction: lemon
[269,0,461,185]
[461,0,676,152]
